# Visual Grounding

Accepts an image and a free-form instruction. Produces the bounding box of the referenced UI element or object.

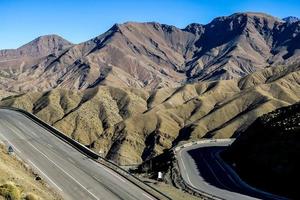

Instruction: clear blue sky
[1,0,300,49]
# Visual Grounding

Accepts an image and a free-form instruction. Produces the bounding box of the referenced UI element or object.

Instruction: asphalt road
[177,140,288,200]
[0,109,156,200]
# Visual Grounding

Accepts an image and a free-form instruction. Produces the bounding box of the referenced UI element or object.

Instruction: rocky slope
[1,12,300,92]
[223,102,300,199]
[0,34,72,59]
[1,63,300,165]
[0,35,73,93]
[283,16,300,23]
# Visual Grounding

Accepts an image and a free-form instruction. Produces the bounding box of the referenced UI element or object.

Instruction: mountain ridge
[0,12,300,93]
[283,16,300,23]
[0,34,73,58]
[1,62,299,165]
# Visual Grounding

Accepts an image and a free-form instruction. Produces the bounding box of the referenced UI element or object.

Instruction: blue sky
[1,0,300,49]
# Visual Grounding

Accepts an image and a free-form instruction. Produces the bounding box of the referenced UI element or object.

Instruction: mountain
[0,11,300,166]
[0,34,73,59]
[0,35,73,92]
[223,102,300,199]
[283,16,300,23]
[0,12,300,92]
[1,63,299,165]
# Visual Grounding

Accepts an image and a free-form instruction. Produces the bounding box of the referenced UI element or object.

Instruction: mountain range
[1,62,299,164]
[0,12,300,165]
[1,12,300,94]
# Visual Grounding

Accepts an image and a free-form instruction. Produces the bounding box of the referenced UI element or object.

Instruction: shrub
[24,193,38,200]
[0,182,21,200]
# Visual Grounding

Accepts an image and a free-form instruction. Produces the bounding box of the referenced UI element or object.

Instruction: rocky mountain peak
[0,34,72,59]
[17,34,73,57]
[208,12,282,29]
[283,16,300,23]
[184,23,204,34]
[0,12,300,92]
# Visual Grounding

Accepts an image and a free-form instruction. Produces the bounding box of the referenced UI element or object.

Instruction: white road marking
[0,134,21,153]
[67,157,76,165]
[181,157,187,170]
[4,122,27,140]
[27,159,63,191]
[227,174,237,185]
[0,134,6,142]
[199,151,231,190]
[179,150,197,188]
[27,142,100,200]
[96,163,126,183]
[0,111,161,200]
[16,121,38,137]
[212,151,242,189]
[143,192,155,200]
[211,152,226,172]
[186,173,195,187]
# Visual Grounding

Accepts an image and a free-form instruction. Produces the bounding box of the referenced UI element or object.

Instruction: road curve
[176,140,288,200]
[0,109,156,200]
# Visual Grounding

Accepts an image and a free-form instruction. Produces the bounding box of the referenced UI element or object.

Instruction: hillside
[0,145,61,199]
[223,102,300,199]
[0,34,72,59]
[0,35,73,93]
[1,12,300,92]
[1,63,299,165]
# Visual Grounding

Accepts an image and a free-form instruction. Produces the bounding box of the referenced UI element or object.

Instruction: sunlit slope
[1,13,300,92]
[0,145,61,200]
[1,63,300,165]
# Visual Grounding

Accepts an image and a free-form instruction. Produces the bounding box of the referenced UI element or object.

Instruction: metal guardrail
[173,139,234,153]
[179,174,225,200]
[1,107,171,200]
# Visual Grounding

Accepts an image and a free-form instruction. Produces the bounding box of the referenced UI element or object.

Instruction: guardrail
[174,153,225,200]
[173,138,234,152]
[173,139,234,200]
[174,139,287,200]
[0,107,171,200]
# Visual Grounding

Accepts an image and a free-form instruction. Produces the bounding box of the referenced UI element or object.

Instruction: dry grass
[24,193,39,200]
[0,145,61,200]
[1,64,300,165]
[0,182,21,200]
[149,182,203,200]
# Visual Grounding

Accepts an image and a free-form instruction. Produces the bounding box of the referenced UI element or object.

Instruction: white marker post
[158,171,163,181]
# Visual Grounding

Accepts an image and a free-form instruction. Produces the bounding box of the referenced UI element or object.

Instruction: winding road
[176,140,288,200]
[0,109,157,200]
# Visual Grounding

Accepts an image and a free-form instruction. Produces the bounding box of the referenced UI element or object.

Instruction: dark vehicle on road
[7,145,14,155]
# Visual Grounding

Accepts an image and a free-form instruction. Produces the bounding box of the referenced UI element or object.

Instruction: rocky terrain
[0,12,300,166]
[0,144,61,200]
[283,16,300,23]
[0,34,72,59]
[0,11,299,200]
[1,62,299,165]
[1,12,300,92]
[223,102,300,199]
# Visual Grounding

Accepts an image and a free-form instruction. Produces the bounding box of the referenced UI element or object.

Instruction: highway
[0,109,157,200]
[176,140,288,200]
